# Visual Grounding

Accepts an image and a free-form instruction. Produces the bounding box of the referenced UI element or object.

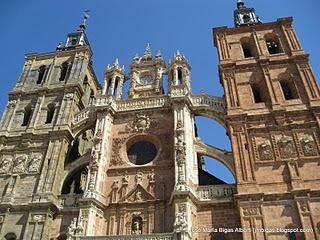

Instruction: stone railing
[59,194,83,208]
[169,85,189,97]
[191,94,226,114]
[74,108,94,125]
[196,184,236,201]
[78,233,174,240]
[116,97,168,112]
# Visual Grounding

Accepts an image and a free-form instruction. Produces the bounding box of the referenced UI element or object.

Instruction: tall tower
[0,16,100,239]
[214,1,320,239]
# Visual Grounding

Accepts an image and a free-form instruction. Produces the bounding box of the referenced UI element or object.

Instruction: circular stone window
[127,141,157,165]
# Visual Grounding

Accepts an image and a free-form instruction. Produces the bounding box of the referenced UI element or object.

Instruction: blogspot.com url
[191,227,314,234]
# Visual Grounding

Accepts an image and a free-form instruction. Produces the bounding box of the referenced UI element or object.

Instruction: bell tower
[0,14,100,239]
[214,1,320,239]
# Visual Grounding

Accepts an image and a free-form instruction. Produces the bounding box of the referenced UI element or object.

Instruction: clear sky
[1,0,319,183]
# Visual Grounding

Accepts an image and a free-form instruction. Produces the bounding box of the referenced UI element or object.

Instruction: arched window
[280,80,298,100]
[265,34,282,54]
[37,65,46,84]
[177,68,183,85]
[114,77,120,96]
[22,105,32,126]
[45,104,55,124]
[4,232,17,240]
[131,216,143,235]
[243,14,251,24]
[59,62,70,82]
[288,232,296,240]
[61,167,88,194]
[240,37,255,58]
[106,78,112,95]
[251,83,263,103]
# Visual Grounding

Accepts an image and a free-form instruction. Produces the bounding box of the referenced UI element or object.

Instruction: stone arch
[195,140,235,179]
[61,164,89,195]
[194,111,226,129]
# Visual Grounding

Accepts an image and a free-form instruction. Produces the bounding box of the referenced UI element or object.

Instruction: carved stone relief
[255,137,274,161]
[242,207,261,217]
[0,156,13,174]
[12,154,28,173]
[299,134,318,157]
[174,203,188,233]
[277,135,297,159]
[28,154,42,173]
[126,114,156,133]
[110,138,126,166]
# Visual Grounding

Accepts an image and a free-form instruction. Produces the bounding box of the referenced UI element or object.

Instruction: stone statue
[132,217,142,235]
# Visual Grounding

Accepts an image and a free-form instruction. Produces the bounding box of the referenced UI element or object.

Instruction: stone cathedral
[0,1,319,240]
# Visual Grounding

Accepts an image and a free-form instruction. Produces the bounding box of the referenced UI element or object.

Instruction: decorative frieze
[242,207,261,217]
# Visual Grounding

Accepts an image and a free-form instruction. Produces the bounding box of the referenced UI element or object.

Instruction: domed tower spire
[234,0,262,27]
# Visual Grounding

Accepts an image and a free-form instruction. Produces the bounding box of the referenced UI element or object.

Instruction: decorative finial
[114,58,120,67]
[79,10,90,31]
[143,43,152,59]
[133,53,139,62]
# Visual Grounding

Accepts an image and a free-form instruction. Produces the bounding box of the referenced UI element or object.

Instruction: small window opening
[251,83,263,103]
[59,62,70,82]
[83,75,88,87]
[89,89,95,105]
[280,80,298,100]
[177,68,183,85]
[243,14,251,24]
[71,38,78,46]
[46,104,55,124]
[37,65,46,84]
[170,69,174,83]
[22,105,32,126]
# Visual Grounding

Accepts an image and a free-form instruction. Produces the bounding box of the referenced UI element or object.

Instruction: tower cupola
[234,0,262,27]
[103,58,125,99]
[168,51,191,95]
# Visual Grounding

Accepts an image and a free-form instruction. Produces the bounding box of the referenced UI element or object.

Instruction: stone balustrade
[191,94,226,113]
[74,109,93,125]
[196,184,235,201]
[77,233,174,240]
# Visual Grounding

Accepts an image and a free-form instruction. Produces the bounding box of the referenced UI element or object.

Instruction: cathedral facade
[0,1,319,240]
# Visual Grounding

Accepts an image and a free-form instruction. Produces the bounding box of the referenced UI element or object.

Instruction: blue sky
[1,0,319,183]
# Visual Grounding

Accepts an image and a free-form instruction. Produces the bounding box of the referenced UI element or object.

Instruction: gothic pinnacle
[143,43,152,59]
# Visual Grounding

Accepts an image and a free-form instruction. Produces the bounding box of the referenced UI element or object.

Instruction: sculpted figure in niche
[131,216,142,235]
[13,155,27,173]
[0,157,12,173]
